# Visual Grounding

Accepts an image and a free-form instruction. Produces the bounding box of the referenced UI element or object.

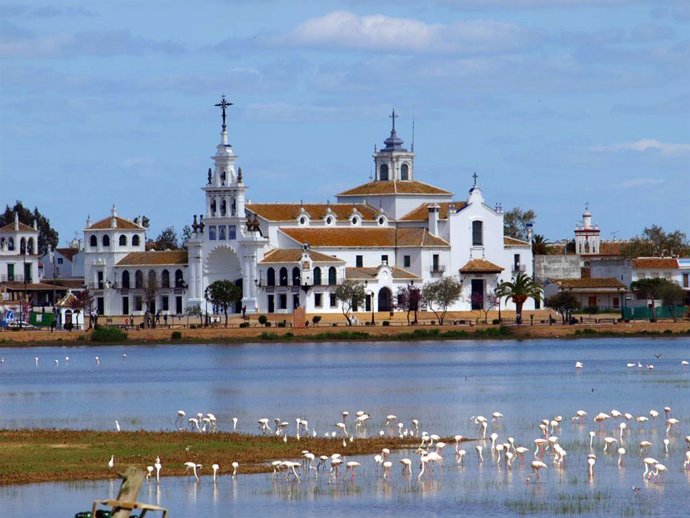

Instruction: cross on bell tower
[472,172,478,187]
[214,95,233,132]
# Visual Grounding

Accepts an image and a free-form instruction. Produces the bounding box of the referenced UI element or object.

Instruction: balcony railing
[430,265,446,274]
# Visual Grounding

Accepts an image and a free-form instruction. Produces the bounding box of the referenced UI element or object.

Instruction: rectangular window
[162,295,169,311]
[97,297,104,315]
[268,295,275,313]
[176,296,183,314]
[330,294,337,307]
[404,255,411,268]
[612,297,620,309]
[514,254,521,270]
[472,220,483,246]
[684,273,689,288]
[135,296,143,311]
[381,254,388,264]
[588,296,597,307]
[228,225,236,240]
[122,296,129,315]
[209,225,217,240]
[279,294,287,310]
[219,225,226,240]
[314,293,322,307]
[97,271,104,289]
[292,294,300,310]
[7,264,14,281]
[356,255,363,267]
[433,254,440,271]
[57,258,64,264]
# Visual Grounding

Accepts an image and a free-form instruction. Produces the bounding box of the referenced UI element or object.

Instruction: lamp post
[364,280,375,325]
[496,277,502,323]
[21,251,27,329]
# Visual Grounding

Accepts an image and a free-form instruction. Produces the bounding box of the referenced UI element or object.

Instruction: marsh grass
[0,429,423,485]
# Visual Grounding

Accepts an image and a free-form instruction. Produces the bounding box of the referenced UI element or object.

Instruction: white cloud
[286,10,537,54]
[592,139,690,156]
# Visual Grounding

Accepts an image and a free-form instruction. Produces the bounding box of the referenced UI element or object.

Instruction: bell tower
[373,109,415,182]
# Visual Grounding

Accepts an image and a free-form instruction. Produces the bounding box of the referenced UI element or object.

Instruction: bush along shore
[0,321,689,347]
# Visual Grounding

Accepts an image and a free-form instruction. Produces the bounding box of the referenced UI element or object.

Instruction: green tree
[630,277,662,321]
[421,276,463,325]
[532,234,552,255]
[622,225,690,258]
[205,280,242,327]
[334,279,366,326]
[503,207,536,241]
[181,225,193,246]
[0,201,58,256]
[496,272,542,324]
[546,291,580,324]
[658,281,685,322]
[152,226,180,250]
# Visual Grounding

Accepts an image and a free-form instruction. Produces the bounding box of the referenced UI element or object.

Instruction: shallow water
[1,337,689,517]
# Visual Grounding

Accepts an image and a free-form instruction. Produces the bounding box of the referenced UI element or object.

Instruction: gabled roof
[345,267,420,280]
[55,291,79,308]
[504,236,531,247]
[56,247,80,262]
[279,227,450,248]
[399,201,467,221]
[337,180,452,197]
[116,250,188,266]
[259,248,345,264]
[632,258,678,269]
[551,277,625,289]
[87,216,143,230]
[0,221,36,233]
[459,259,504,274]
[246,203,378,222]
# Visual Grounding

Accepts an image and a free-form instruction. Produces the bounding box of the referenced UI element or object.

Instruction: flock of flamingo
[124,364,689,489]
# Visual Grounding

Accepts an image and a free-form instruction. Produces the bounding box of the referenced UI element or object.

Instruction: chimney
[428,203,440,236]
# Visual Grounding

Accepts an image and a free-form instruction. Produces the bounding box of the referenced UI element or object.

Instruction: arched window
[27,237,35,255]
[119,235,127,246]
[472,220,483,246]
[267,267,276,286]
[328,266,337,286]
[313,267,322,286]
[8,237,14,251]
[279,267,288,286]
[102,235,110,247]
[148,270,156,287]
[400,163,409,180]
[122,270,130,289]
[161,269,170,288]
[379,163,389,181]
[132,235,141,247]
[20,237,26,254]
[90,235,97,247]
[292,267,301,286]
[175,269,185,288]
[135,270,144,289]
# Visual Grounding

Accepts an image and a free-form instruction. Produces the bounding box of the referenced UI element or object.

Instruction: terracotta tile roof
[0,221,36,233]
[597,241,626,256]
[116,250,188,266]
[246,203,378,222]
[551,277,626,289]
[55,292,79,308]
[346,267,420,280]
[632,258,679,269]
[56,247,80,262]
[504,236,531,247]
[337,180,452,197]
[259,248,345,264]
[399,201,468,221]
[87,216,143,230]
[2,281,67,291]
[280,227,450,248]
[459,259,504,274]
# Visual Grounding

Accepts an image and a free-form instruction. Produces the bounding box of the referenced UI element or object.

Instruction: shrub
[171,331,182,340]
[382,320,390,326]
[91,326,127,342]
[260,332,280,340]
[239,322,250,328]
[265,321,272,327]
[285,332,294,338]
[64,322,74,331]
[492,319,501,325]
[277,321,286,328]
[258,315,268,326]
[312,315,322,325]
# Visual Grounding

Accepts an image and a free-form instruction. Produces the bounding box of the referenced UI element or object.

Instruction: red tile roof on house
[56,247,80,262]
[0,221,36,233]
[259,248,345,264]
[337,180,452,197]
[399,202,468,221]
[279,227,450,248]
[459,259,504,274]
[246,203,379,222]
[345,267,420,280]
[632,258,679,269]
[551,278,626,289]
[116,250,188,266]
[504,236,531,247]
[87,216,143,230]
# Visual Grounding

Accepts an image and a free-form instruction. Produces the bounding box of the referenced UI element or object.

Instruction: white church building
[82,101,534,318]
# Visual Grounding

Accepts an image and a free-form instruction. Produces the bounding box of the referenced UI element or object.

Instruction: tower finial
[389,109,398,133]
[472,172,478,187]
[214,95,233,132]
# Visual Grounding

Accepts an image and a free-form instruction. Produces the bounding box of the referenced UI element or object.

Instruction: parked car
[7,321,37,330]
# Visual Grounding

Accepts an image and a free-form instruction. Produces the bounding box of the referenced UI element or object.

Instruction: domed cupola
[373,109,415,182]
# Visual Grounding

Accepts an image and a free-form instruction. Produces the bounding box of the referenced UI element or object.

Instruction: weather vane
[215,95,233,132]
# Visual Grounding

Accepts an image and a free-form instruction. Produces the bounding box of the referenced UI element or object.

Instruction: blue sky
[1,0,688,245]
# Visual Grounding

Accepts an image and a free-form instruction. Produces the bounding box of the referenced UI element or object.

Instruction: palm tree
[532,234,552,255]
[496,272,542,324]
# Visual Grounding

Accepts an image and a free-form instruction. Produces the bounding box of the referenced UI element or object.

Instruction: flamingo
[146,466,154,480]
[666,418,679,437]
[107,455,114,470]
[258,418,272,435]
[587,456,595,478]
[651,463,666,481]
[589,431,596,448]
[642,457,658,479]
[603,437,617,453]
[232,417,238,430]
[231,461,239,478]
[683,451,690,471]
[530,460,547,480]
[575,361,583,369]
[345,461,360,480]
[382,461,392,479]
[212,463,219,482]
[475,445,484,463]
[663,438,670,454]
[418,454,430,480]
[456,449,466,465]
[176,410,186,429]
[184,462,201,482]
[114,420,120,432]
[154,457,162,482]
[400,458,412,475]
[639,441,652,453]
